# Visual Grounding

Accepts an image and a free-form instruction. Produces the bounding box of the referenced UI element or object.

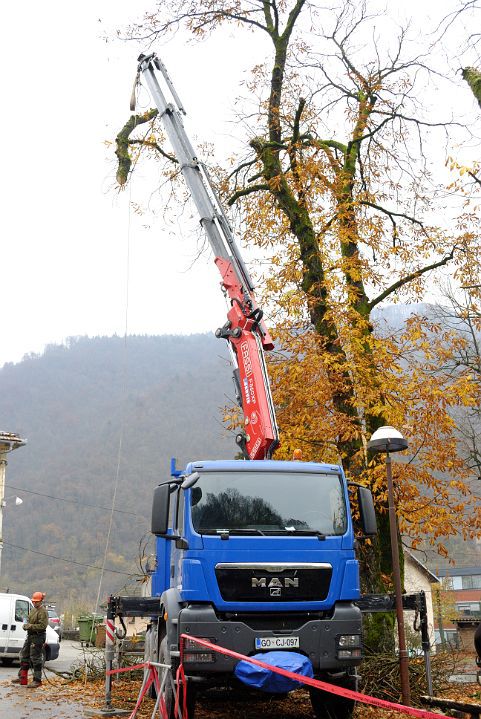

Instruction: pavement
[0,640,101,718]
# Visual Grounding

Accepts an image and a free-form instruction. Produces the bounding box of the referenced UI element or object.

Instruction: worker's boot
[26,679,42,688]
[12,662,29,685]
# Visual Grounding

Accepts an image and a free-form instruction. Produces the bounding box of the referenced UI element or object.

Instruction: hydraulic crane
[133,53,279,461]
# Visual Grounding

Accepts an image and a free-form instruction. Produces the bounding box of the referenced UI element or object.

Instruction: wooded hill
[0,333,233,611]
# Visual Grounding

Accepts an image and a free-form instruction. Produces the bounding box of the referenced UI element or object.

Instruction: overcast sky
[0,1,268,367]
[0,1,477,368]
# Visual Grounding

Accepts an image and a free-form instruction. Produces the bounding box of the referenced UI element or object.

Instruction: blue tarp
[234,651,314,693]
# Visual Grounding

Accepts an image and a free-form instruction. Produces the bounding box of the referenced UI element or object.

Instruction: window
[15,600,30,623]
[456,601,481,615]
[191,470,347,536]
[462,575,481,590]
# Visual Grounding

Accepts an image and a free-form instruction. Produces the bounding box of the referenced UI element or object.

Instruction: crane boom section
[136,53,279,460]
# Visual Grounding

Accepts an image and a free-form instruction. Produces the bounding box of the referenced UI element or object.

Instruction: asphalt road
[0,640,99,717]
[0,639,91,679]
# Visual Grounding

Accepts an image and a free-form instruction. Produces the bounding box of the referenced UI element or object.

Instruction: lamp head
[367,426,408,454]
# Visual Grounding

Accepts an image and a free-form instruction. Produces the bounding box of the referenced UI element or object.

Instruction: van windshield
[15,600,30,622]
[191,470,347,536]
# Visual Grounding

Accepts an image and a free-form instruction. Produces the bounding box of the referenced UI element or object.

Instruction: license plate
[255,636,300,650]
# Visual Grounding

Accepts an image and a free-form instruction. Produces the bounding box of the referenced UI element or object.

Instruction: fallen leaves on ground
[35,673,481,719]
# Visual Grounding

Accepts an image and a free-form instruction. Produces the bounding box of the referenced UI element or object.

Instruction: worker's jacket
[26,605,48,634]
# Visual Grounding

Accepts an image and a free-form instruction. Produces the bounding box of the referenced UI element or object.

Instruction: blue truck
[145,458,376,719]
[111,54,378,719]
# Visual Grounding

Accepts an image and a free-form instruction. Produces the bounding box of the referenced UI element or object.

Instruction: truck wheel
[156,637,196,719]
[157,637,175,719]
[309,674,356,719]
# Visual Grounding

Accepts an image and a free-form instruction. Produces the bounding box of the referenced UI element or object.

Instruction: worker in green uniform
[11,591,48,688]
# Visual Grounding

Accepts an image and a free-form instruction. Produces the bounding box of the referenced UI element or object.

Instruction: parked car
[0,593,60,665]
[47,608,63,641]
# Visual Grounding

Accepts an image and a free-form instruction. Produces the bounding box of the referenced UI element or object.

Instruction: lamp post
[0,432,26,578]
[367,425,411,706]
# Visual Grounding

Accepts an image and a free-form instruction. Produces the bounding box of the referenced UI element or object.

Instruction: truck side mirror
[357,486,377,536]
[151,484,171,536]
[181,471,200,489]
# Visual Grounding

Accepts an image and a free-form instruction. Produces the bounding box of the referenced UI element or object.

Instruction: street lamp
[0,432,27,578]
[367,425,410,706]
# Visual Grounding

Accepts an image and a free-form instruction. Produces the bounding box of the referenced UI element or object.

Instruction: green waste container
[78,615,103,645]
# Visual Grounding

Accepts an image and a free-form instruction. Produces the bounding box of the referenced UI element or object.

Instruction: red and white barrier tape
[180,633,452,719]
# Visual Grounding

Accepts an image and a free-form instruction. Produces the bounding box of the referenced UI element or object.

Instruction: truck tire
[158,637,175,718]
[157,636,196,719]
[309,674,356,719]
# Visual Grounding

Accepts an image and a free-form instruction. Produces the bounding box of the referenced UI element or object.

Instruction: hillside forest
[0,334,233,612]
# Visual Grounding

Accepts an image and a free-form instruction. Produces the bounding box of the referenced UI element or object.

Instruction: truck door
[8,597,30,656]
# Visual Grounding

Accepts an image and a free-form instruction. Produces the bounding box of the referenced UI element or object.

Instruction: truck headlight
[336,634,361,659]
[183,637,215,663]
[184,637,212,650]
[184,652,215,663]
[337,634,361,648]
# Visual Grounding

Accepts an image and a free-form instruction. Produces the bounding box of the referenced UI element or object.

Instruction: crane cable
[92,181,133,622]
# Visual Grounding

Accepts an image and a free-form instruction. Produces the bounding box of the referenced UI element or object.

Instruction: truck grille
[215,562,332,602]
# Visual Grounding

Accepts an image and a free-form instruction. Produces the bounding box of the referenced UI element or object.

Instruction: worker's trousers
[19,632,46,681]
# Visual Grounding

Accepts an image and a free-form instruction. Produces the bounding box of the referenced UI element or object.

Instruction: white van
[0,593,60,665]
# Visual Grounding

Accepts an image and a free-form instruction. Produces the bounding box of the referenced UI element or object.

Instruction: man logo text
[251,578,299,588]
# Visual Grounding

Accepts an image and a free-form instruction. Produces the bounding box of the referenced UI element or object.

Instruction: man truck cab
[0,593,60,665]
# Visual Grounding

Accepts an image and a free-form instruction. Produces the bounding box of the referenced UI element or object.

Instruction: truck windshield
[191,471,347,535]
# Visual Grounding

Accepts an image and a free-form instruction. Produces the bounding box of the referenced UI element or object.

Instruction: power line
[2,540,136,576]
[5,483,147,519]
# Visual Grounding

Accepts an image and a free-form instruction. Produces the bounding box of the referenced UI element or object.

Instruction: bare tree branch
[368,248,457,310]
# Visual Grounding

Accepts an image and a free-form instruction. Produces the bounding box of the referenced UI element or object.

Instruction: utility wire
[2,540,135,576]
[5,482,146,518]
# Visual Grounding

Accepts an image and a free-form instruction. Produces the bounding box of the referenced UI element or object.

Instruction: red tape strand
[175,663,188,719]
[106,662,148,675]
[180,633,452,719]
[128,667,154,719]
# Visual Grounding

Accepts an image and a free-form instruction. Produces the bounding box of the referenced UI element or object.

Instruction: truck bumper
[178,602,362,675]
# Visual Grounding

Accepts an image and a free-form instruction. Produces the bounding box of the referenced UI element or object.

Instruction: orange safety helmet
[31,592,45,602]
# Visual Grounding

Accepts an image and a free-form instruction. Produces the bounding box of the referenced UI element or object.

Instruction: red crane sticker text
[241,342,257,406]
